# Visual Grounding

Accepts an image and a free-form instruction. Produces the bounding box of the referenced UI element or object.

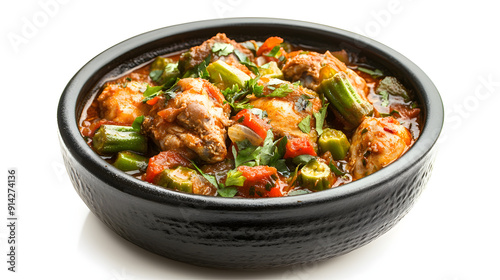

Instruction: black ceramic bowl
[57,18,443,269]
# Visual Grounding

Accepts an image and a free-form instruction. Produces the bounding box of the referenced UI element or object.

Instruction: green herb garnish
[313,104,328,136]
[298,115,311,134]
[357,67,384,78]
[131,115,144,132]
[211,42,234,56]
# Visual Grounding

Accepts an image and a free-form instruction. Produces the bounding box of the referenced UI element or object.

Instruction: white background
[1,0,500,279]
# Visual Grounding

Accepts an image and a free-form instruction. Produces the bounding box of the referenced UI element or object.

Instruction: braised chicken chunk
[347,117,412,180]
[179,33,255,76]
[248,79,322,144]
[282,51,368,99]
[97,81,151,125]
[142,78,231,163]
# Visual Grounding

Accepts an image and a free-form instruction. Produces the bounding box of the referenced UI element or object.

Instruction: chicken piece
[248,79,322,144]
[347,117,412,180]
[142,78,231,163]
[179,33,255,76]
[282,51,368,99]
[97,81,150,125]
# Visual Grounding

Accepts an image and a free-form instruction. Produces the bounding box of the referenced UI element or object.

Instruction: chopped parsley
[328,161,346,176]
[189,160,238,197]
[233,130,289,175]
[142,81,180,103]
[379,90,390,107]
[254,80,293,98]
[224,169,246,187]
[298,115,311,133]
[131,115,144,132]
[234,49,259,75]
[266,45,281,57]
[357,67,384,78]
[211,42,234,56]
[313,104,328,136]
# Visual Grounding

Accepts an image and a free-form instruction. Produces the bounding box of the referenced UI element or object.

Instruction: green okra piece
[113,151,148,172]
[318,128,350,160]
[149,56,180,86]
[320,72,373,128]
[259,61,284,79]
[300,159,334,191]
[154,166,197,193]
[92,125,148,155]
[206,59,250,90]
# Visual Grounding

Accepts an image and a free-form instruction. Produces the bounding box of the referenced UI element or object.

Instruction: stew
[79,33,421,198]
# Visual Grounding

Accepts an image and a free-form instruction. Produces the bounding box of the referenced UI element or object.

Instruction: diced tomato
[284,137,317,159]
[268,186,283,197]
[143,151,192,183]
[256,36,284,56]
[233,109,271,140]
[236,165,285,198]
[146,96,159,105]
[238,165,277,183]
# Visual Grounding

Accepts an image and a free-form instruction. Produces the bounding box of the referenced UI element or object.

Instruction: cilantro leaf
[255,130,275,166]
[131,115,144,132]
[246,76,264,96]
[254,80,293,98]
[313,104,328,136]
[298,115,311,133]
[142,81,180,103]
[190,160,218,188]
[329,161,346,176]
[292,154,316,166]
[234,49,259,75]
[379,90,389,107]
[217,187,238,198]
[194,54,211,80]
[269,83,294,97]
[268,137,290,176]
[224,169,246,187]
[265,45,281,57]
[234,143,261,168]
[212,42,234,56]
[222,84,253,112]
[189,160,238,197]
[357,67,384,78]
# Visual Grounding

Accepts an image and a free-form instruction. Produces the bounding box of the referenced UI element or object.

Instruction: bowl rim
[57,17,443,210]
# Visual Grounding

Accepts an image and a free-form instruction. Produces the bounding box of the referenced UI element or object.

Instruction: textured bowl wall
[58,18,443,269]
[60,141,436,269]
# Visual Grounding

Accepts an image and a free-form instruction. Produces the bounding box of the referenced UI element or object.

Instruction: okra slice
[259,61,284,79]
[318,128,350,160]
[154,166,196,193]
[113,151,148,172]
[320,72,373,129]
[206,59,250,90]
[300,160,334,191]
[92,125,148,155]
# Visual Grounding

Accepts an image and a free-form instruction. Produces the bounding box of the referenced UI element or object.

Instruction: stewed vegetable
[79,33,421,198]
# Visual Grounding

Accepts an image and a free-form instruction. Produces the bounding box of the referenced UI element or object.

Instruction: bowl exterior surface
[58,18,443,269]
[61,141,435,269]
